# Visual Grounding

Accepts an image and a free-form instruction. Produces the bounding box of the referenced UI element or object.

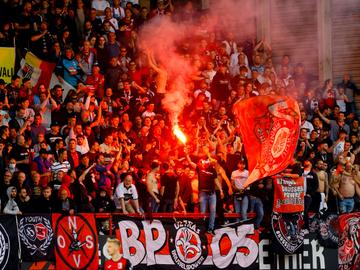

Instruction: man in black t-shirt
[159,163,179,213]
[186,146,220,234]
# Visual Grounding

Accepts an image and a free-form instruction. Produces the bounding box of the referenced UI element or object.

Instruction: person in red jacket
[104,238,132,270]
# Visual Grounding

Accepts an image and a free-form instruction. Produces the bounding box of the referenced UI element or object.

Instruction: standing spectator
[34,91,58,128]
[186,147,219,234]
[231,159,249,222]
[332,162,360,213]
[50,149,71,179]
[146,160,161,213]
[159,163,179,213]
[338,74,358,115]
[302,160,318,229]
[314,160,329,212]
[9,135,30,173]
[210,64,230,109]
[67,138,82,169]
[58,48,82,87]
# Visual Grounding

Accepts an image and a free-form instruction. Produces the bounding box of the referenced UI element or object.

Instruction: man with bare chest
[314,160,329,212]
[333,162,360,213]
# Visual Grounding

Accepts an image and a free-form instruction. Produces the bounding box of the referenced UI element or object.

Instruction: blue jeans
[339,198,355,213]
[234,195,249,222]
[250,196,264,229]
[149,196,159,213]
[199,191,217,231]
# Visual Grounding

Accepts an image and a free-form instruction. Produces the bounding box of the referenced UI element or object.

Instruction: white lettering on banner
[303,239,311,269]
[205,224,259,269]
[235,225,258,268]
[118,220,260,268]
[259,238,327,270]
[258,240,271,270]
[311,240,325,269]
[57,235,66,249]
[118,220,145,265]
[73,254,81,268]
[68,216,77,230]
[210,228,238,269]
[85,235,94,249]
[142,220,166,266]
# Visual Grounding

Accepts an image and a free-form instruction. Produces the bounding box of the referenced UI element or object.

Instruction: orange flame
[173,125,187,145]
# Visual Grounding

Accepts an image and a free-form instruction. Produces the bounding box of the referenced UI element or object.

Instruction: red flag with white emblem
[232,96,301,187]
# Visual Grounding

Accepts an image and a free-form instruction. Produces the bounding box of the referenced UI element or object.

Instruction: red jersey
[104,257,132,270]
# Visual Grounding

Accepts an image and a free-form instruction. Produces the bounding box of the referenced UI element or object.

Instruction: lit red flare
[173,126,187,145]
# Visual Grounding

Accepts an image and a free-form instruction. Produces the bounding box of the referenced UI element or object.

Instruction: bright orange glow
[173,126,187,144]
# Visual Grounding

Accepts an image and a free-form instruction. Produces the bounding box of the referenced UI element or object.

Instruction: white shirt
[231,169,249,191]
[114,182,138,209]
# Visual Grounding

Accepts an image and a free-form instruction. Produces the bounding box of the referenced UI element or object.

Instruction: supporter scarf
[52,213,99,270]
[338,212,360,270]
[18,214,54,261]
[233,96,300,187]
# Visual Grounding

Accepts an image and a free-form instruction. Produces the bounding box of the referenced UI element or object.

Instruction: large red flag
[232,96,301,187]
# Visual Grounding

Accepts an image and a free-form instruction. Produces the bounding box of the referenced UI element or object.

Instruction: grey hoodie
[3,186,20,215]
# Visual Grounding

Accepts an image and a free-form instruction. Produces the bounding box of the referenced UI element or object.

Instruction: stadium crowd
[0,0,359,234]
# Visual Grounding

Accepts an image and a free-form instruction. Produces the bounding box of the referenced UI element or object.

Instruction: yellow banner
[0,47,15,84]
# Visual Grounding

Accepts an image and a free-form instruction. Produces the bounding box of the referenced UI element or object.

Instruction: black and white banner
[113,217,259,269]
[0,215,20,269]
[18,215,54,262]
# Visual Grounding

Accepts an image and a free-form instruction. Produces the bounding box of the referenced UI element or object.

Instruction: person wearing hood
[3,186,22,215]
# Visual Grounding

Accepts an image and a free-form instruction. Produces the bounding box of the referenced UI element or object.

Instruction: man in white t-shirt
[114,174,141,214]
[231,159,249,222]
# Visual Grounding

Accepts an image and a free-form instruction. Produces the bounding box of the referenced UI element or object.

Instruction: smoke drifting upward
[138,0,258,124]
[138,16,194,124]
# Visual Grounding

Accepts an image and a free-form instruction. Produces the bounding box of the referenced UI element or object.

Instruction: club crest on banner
[169,220,207,269]
[19,216,53,256]
[271,212,304,254]
[318,213,338,247]
[0,224,10,269]
[338,215,360,270]
[54,215,98,269]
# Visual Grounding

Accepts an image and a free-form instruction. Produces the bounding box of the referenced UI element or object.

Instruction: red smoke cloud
[138,1,257,124]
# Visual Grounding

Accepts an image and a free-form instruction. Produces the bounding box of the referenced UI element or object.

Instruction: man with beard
[3,186,22,215]
[314,160,329,212]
